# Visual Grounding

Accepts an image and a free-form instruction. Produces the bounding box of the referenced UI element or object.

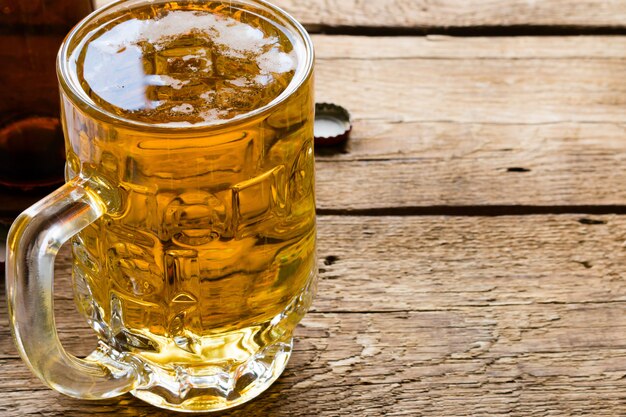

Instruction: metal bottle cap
[314,103,352,146]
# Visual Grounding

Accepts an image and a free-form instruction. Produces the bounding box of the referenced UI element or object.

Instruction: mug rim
[57,0,314,134]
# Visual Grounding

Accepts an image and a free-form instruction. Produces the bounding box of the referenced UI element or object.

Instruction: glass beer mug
[6,0,316,412]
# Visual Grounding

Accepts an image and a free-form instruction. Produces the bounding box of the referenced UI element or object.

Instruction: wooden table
[3,1,626,415]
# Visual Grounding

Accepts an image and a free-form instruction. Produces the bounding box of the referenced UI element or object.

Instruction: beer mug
[6,0,316,412]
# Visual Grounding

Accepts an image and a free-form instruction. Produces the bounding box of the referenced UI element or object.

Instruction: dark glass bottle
[0,0,95,225]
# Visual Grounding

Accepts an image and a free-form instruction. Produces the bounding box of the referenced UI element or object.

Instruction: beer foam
[258,49,296,74]
[145,75,189,89]
[79,7,298,123]
[92,10,293,72]
[172,103,194,114]
[141,11,272,56]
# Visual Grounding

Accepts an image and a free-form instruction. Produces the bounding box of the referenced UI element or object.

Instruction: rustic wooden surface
[94,0,626,31]
[272,0,626,32]
[313,35,626,210]
[4,0,626,416]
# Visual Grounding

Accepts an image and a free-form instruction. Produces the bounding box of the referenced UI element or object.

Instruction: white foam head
[79,6,300,123]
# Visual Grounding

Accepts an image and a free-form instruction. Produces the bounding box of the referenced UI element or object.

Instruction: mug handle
[6,178,140,399]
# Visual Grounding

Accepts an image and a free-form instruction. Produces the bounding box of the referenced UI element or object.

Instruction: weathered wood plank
[1,215,625,415]
[315,121,626,209]
[315,35,626,59]
[314,36,626,125]
[271,0,626,31]
[93,1,626,30]
[311,35,626,209]
[1,310,625,416]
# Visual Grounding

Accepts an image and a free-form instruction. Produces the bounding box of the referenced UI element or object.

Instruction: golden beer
[7,0,315,412]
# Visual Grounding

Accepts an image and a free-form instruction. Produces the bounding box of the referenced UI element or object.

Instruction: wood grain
[93,1,626,30]
[2,215,625,415]
[312,35,626,210]
[271,0,626,31]
[314,35,626,59]
[314,36,626,125]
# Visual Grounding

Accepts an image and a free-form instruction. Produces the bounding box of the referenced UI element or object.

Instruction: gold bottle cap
[314,103,352,146]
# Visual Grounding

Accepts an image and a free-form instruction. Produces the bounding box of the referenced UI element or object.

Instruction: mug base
[83,270,317,412]
[130,338,293,413]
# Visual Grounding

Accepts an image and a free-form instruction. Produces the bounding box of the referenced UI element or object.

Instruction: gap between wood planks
[306,24,626,37]
[317,206,626,217]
